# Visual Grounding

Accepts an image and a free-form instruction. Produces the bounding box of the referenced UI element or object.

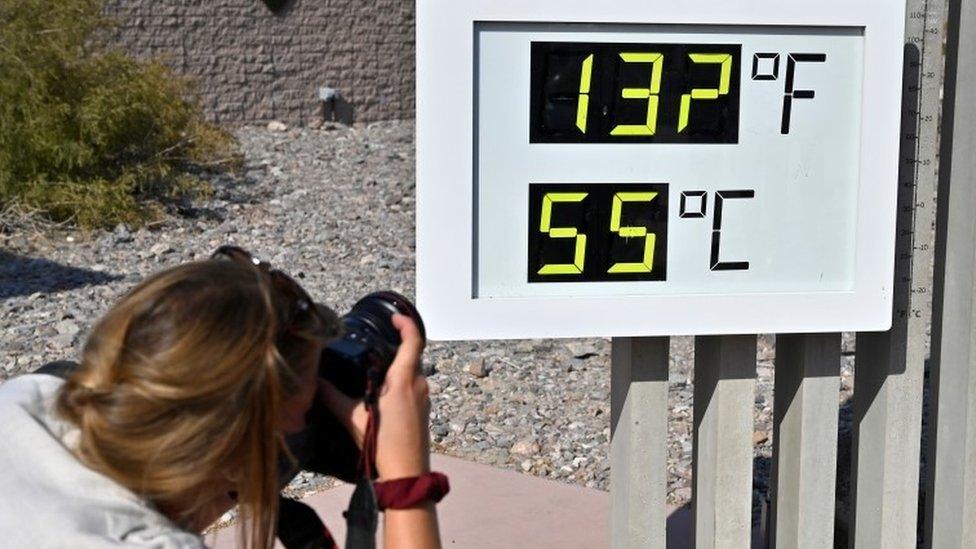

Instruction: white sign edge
[416,0,905,340]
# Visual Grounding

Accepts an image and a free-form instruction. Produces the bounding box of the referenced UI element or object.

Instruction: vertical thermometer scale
[417,2,905,339]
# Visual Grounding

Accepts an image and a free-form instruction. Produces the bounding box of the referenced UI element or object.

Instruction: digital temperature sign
[530,43,741,143]
[527,183,670,282]
[417,1,905,339]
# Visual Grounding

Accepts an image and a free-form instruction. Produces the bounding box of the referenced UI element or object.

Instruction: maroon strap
[373,472,450,510]
[359,377,450,512]
[323,525,339,549]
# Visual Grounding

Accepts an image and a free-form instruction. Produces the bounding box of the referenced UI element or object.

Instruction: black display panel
[530,42,741,143]
[528,183,669,282]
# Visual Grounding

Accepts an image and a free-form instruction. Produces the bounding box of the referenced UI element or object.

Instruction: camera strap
[342,371,451,548]
[343,477,379,549]
[342,380,381,549]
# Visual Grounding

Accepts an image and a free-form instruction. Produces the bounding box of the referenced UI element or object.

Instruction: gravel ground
[0,120,858,518]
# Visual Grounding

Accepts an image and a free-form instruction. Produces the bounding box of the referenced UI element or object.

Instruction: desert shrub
[0,0,239,228]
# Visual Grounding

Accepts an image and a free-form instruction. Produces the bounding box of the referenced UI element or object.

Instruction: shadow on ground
[0,250,122,299]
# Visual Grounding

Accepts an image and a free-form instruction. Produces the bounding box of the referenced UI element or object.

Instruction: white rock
[266,120,288,132]
[510,438,540,456]
[566,340,599,358]
[150,243,174,256]
[54,320,79,336]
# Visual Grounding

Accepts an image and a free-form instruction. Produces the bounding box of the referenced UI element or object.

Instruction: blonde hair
[56,258,338,548]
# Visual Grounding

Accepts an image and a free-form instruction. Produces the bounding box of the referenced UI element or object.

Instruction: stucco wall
[102,0,415,125]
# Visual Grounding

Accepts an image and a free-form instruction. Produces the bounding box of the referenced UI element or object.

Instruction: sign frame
[416,0,905,340]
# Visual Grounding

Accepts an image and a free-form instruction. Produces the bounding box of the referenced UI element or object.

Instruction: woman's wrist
[384,502,441,549]
[377,452,430,481]
[377,464,430,482]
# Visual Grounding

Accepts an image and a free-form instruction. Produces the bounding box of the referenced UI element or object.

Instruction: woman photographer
[0,248,441,548]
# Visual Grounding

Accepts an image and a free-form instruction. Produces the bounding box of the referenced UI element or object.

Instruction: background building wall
[102,0,415,125]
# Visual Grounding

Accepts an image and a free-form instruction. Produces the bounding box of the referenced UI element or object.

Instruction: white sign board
[417,0,905,339]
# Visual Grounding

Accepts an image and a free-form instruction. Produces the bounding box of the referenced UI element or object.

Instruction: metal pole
[692,335,757,548]
[924,0,976,545]
[610,336,670,548]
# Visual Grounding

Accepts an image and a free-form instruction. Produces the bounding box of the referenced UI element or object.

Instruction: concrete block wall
[102,0,415,125]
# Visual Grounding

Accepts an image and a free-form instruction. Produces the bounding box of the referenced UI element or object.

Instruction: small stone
[427,380,442,395]
[515,341,534,353]
[54,320,80,336]
[520,459,533,472]
[673,487,692,502]
[510,438,540,456]
[465,359,489,378]
[267,120,288,132]
[113,224,133,243]
[566,340,599,359]
[150,243,174,257]
[753,431,770,445]
[51,333,75,350]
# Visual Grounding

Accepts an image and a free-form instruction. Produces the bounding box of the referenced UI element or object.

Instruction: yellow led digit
[576,54,594,133]
[608,191,658,274]
[610,53,664,136]
[678,53,733,132]
[538,192,588,275]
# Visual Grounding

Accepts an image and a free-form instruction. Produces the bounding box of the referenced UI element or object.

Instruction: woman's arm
[384,503,441,549]
[320,315,441,548]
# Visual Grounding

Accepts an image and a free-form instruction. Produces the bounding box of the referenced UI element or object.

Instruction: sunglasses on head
[211,245,324,330]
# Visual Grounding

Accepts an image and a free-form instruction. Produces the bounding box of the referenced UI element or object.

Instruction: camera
[283,291,426,483]
[319,291,426,399]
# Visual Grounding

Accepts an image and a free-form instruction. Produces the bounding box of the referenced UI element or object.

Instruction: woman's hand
[318,314,441,548]
[317,314,431,480]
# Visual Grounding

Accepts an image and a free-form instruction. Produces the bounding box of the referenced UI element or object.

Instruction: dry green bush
[0,0,239,228]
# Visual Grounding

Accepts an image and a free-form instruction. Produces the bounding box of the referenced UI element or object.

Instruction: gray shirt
[0,374,206,548]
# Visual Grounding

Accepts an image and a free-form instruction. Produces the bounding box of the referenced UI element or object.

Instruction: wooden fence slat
[769,334,841,548]
[924,0,976,545]
[610,337,670,548]
[847,3,943,541]
[692,335,757,548]
[850,296,926,547]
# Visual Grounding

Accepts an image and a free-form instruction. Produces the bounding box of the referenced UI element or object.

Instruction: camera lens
[351,291,426,343]
[319,291,425,398]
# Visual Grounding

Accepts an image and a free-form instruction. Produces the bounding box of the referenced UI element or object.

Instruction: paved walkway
[210,454,762,548]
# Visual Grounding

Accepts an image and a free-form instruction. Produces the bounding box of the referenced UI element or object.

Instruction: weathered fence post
[693,335,757,548]
[848,2,945,545]
[924,0,976,545]
[610,337,670,548]
[769,333,841,548]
